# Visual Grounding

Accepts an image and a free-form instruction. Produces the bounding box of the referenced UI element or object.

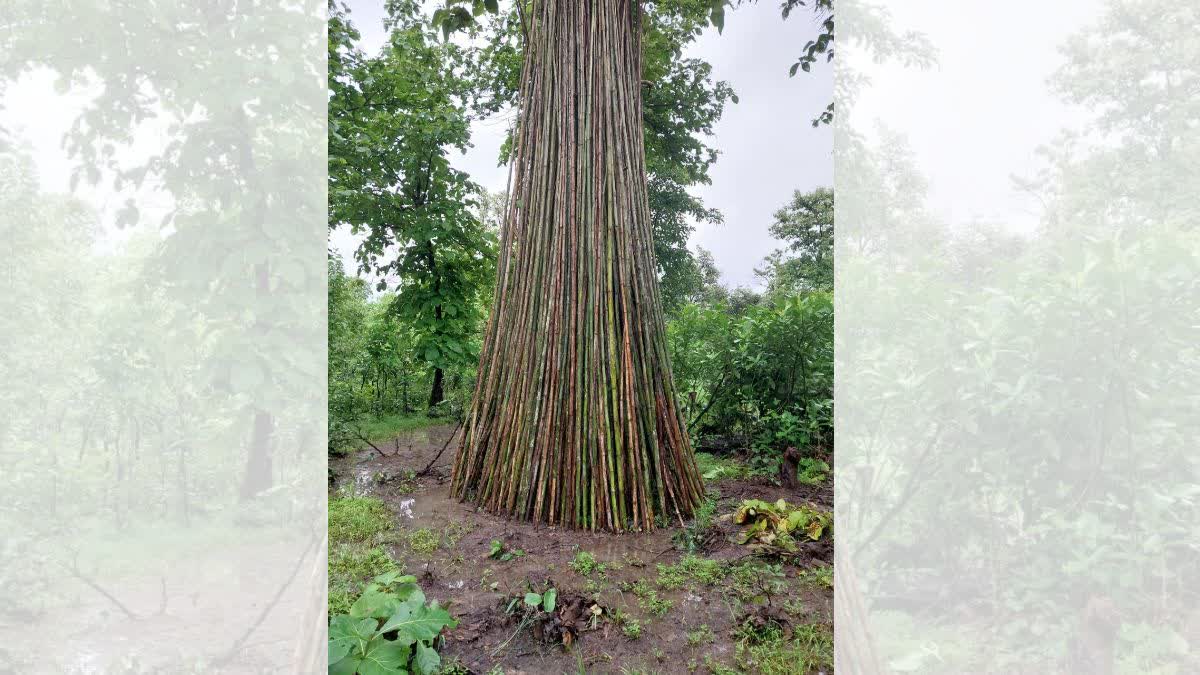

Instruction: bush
[668,291,833,476]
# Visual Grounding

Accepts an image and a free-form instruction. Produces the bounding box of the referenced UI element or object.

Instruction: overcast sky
[333,0,834,290]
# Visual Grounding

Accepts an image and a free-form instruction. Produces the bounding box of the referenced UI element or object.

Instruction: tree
[329,1,495,409]
[448,0,707,531]
[757,187,833,292]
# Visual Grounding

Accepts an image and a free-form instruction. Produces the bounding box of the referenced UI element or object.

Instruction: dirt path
[331,424,833,675]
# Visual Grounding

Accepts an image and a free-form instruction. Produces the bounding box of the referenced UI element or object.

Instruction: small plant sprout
[488,539,526,562]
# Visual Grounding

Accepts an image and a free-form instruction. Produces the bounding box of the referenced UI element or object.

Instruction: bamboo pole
[450,0,704,531]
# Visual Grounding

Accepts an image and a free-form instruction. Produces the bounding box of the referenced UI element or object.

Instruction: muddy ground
[330,424,833,675]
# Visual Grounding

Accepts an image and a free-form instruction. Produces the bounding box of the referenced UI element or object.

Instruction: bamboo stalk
[450,0,703,531]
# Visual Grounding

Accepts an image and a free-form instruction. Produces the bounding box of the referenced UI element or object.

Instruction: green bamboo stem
[451,0,704,531]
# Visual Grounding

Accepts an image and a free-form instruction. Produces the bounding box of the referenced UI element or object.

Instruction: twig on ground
[64,553,141,621]
[418,420,463,477]
[211,531,320,667]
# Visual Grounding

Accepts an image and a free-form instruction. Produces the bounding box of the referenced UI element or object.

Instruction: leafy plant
[487,539,525,562]
[407,528,441,557]
[730,499,832,556]
[328,572,457,675]
[568,550,604,577]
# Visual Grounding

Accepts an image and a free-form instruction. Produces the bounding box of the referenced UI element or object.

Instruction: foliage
[487,539,525,562]
[756,187,833,293]
[568,551,604,578]
[330,495,395,545]
[694,453,750,481]
[406,528,442,557]
[330,2,496,410]
[668,285,833,476]
[731,499,832,555]
[733,620,834,675]
[328,571,457,675]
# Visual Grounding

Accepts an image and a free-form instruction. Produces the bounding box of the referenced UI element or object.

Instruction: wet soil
[331,424,833,675]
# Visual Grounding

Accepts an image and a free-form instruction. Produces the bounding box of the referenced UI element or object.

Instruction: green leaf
[330,615,381,657]
[329,655,361,675]
[379,603,457,645]
[351,586,402,620]
[789,62,800,77]
[524,592,542,608]
[358,637,411,675]
[328,639,352,666]
[730,93,739,104]
[413,641,441,675]
[543,588,557,613]
[484,0,499,12]
[710,5,725,34]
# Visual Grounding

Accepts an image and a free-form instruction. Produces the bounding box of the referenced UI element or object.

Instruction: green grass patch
[329,495,393,544]
[569,550,606,577]
[687,624,715,647]
[695,452,751,481]
[656,554,727,590]
[328,494,400,615]
[360,413,442,442]
[407,527,441,556]
[734,621,833,675]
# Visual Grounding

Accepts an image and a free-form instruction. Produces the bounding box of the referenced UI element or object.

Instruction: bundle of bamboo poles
[450,0,705,531]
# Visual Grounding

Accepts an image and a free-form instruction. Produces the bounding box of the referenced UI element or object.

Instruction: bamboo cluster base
[450,0,705,531]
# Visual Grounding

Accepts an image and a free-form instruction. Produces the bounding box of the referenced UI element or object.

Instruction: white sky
[333,0,834,290]
[844,0,1099,234]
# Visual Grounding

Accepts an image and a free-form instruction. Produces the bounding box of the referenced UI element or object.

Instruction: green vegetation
[329,494,399,615]
[329,495,394,544]
[487,539,525,562]
[733,621,833,675]
[328,571,457,675]
[621,617,643,640]
[568,550,605,578]
[406,528,441,557]
[694,453,751,481]
[733,499,832,557]
[687,624,715,647]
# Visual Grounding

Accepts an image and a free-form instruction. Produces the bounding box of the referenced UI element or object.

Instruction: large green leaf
[358,636,411,675]
[379,603,457,645]
[330,615,379,657]
[351,586,402,620]
[329,655,361,675]
[412,642,441,675]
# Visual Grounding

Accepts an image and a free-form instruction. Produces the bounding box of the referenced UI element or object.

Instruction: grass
[329,495,393,544]
[798,564,833,589]
[734,621,834,675]
[686,624,715,647]
[694,452,750,481]
[360,413,443,442]
[569,550,605,577]
[407,527,441,556]
[656,554,727,590]
[328,494,400,615]
[629,579,673,616]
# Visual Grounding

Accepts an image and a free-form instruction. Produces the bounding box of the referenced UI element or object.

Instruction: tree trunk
[239,409,273,501]
[428,367,445,409]
[451,0,705,531]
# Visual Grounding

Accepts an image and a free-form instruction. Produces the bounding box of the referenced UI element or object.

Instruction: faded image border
[836,0,1200,673]
[0,1,327,672]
